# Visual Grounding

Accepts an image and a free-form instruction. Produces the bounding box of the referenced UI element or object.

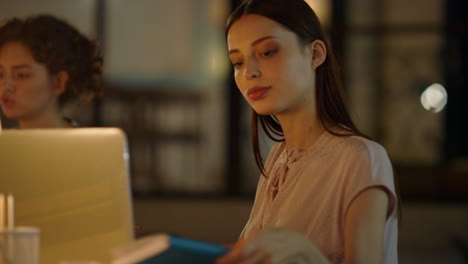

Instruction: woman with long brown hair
[218,0,398,263]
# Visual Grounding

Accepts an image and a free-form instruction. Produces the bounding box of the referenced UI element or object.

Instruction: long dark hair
[226,0,367,175]
[0,14,103,107]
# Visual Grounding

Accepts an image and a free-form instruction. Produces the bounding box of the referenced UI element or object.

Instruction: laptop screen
[0,128,134,263]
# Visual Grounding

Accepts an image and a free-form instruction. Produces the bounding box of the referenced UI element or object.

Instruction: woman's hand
[216,228,330,264]
[216,237,272,264]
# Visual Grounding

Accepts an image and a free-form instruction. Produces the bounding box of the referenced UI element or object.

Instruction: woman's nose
[243,61,261,80]
[245,69,261,79]
[1,77,15,93]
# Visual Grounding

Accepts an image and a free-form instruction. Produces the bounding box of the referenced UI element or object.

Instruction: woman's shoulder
[329,135,395,192]
[343,135,386,151]
[338,135,390,163]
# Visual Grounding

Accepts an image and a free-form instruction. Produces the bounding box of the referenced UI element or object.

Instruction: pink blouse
[240,131,398,264]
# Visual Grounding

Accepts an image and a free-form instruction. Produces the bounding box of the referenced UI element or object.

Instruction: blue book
[112,233,229,264]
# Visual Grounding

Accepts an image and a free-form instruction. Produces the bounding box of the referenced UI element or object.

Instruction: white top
[240,131,398,264]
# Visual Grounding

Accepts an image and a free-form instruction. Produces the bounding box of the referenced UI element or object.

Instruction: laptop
[0,128,134,263]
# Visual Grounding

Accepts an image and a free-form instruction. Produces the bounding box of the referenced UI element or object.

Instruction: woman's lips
[1,95,15,108]
[247,86,271,100]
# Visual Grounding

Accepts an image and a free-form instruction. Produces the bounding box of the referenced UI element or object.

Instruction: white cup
[0,227,40,264]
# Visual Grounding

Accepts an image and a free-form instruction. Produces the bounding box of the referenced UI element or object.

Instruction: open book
[111,233,229,264]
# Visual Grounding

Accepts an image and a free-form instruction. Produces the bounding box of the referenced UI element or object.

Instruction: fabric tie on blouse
[269,148,302,201]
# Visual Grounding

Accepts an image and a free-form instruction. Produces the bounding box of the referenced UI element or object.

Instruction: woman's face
[227,14,316,116]
[0,41,59,120]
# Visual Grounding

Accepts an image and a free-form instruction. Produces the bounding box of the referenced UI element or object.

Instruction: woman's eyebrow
[251,35,276,47]
[228,36,277,55]
[12,64,32,70]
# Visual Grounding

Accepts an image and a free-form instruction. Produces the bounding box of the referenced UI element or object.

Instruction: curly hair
[0,14,103,107]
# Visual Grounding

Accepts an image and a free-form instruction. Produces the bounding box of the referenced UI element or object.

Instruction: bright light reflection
[420,83,447,113]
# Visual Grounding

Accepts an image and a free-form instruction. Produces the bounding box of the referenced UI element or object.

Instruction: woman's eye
[232,61,244,69]
[261,49,277,57]
[15,72,31,80]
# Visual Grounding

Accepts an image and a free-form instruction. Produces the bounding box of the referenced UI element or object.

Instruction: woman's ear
[53,71,70,96]
[309,40,327,69]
